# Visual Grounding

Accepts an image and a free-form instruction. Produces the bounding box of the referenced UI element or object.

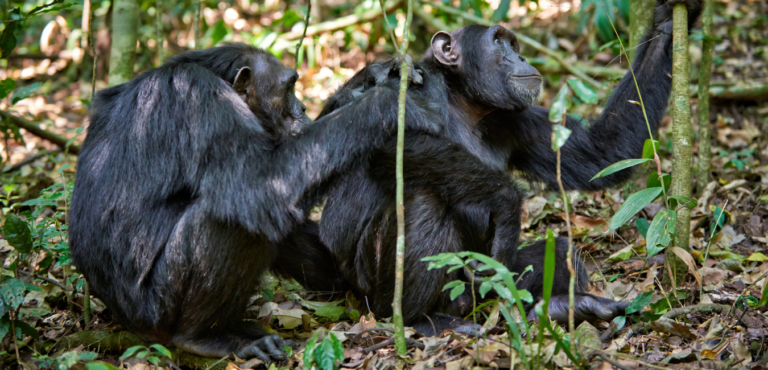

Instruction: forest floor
[1,1,768,369]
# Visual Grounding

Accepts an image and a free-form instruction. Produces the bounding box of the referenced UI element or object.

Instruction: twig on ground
[589,351,632,370]
[362,337,423,353]
[0,111,81,154]
[2,149,60,173]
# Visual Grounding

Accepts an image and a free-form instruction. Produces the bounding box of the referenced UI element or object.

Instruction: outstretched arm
[485,0,701,191]
[203,84,439,242]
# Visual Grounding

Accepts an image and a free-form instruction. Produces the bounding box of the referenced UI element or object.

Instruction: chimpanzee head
[167,44,310,139]
[424,25,542,112]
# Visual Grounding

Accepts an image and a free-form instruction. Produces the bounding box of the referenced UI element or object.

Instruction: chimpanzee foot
[528,294,629,323]
[236,334,297,363]
[413,313,484,336]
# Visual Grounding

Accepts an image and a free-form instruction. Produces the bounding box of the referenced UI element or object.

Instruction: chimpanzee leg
[270,221,351,295]
[153,208,294,361]
[359,194,480,336]
[500,237,628,323]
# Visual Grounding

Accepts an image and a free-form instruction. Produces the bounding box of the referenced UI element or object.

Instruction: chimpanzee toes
[413,313,483,336]
[238,334,294,362]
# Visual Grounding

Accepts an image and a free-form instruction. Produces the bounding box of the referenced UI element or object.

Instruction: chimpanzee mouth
[511,74,542,80]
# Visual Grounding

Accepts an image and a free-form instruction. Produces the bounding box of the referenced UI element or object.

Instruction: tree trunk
[107,0,138,86]
[696,0,713,195]
[629,0,654,61]
[669,3,693,283]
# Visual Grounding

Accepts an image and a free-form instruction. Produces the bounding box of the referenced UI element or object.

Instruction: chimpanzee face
[233,54,310,139]
[429,25,542,112]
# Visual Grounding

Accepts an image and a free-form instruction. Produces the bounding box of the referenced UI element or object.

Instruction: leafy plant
[304,331,344,370]
[120,344,173,367]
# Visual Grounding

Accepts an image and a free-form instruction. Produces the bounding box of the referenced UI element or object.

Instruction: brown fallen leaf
[699,267,729,286]
[671,247,703,289]
[649,318,697,340]
[464,346,498,365]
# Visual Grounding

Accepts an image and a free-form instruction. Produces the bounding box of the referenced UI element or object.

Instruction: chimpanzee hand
[368,55,423,88]
[528,294,630,323]
[654,0,702,32]
[236,334,297,363]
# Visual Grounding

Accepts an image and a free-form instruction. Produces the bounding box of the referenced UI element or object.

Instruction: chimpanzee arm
[202,84,439,242]
[489,1,700,191]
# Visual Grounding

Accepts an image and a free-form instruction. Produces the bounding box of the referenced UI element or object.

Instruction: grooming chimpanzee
[315,0,701,334]
[69,44,438,360]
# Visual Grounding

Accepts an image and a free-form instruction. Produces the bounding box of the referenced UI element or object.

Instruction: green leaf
[710,206,727,235]
[0,78,16,100]
[609,187,664,230]
[542,230,556,312]
[86,362,121,370]
[625,291,653,315]
[0,278,25,309]
[748,253,768,262]
[0,12,19,59]
[635,218,649,238]
[479,281,493,298]
[646,172,671,193]
[10,82,41,104]
[450,284,465,301]
[758,276,768,308]
[668,195,696,210]
[551,124,572,151]
[549,84,569,123]
[642,139,660,159]
[15,320,38,339]
[591,158,652,181]
[315,306,345,321]
[3,214,33,254]
[316,334,343,370]
[120,345,146,360]
[0,314,9,339]
[149,344,172,359]
[606,245,634,263]
[567,78,598,104]
[492,0,511,21]
[304,333,317,370]
[442,280,463,291]
[330,333,343,362]
[645,210,676,258]
[610,316,626,336]
[210,20,229,46]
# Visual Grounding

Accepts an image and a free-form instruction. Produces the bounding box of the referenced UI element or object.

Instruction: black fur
[314,0,701,333]
[69,44,438,358]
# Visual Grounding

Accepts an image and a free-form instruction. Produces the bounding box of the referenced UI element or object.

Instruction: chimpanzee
[69,43,439,361]
[314,0,701,334]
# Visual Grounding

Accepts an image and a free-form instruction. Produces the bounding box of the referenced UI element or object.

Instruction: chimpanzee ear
[430,31,459,67]
[233,67,253,93]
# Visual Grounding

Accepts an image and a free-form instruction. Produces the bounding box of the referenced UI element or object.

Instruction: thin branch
[0,111,81,154]
[280,1,403,40]
[294,2,311,71]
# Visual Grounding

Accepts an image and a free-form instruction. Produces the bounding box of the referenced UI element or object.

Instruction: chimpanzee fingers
[238,344,273,363]
[241,334,289,362]
[574,295,629,322]
[262,334,288,359]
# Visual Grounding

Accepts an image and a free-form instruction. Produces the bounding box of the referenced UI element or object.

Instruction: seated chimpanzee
[69,44,438,361]
[314,0,701,334]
